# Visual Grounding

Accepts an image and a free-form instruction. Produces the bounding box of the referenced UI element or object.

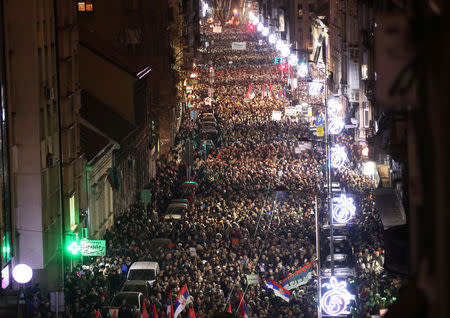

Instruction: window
[78,1,93,12]
[308,3,315,12]
[70,194,77,231]
[361,64,368,80]
[364,108,370,128]
[298,4,303,17]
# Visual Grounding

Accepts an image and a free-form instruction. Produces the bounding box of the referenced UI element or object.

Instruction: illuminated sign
[332,194,356,224]
[321,277,353,316]
[12,264,33,284]
[330,145,347,168]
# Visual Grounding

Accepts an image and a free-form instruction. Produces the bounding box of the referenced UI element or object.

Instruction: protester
[62,24,403,318]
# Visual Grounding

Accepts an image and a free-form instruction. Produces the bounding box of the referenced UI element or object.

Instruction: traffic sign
[316,126,324,137]
[316,116,323,126]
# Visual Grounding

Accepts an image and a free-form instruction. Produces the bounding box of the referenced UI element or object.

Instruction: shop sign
[81,240,106,256]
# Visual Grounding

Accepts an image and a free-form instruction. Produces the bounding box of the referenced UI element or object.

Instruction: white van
[127,261,160,287]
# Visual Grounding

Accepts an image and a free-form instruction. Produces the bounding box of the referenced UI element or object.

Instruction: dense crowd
[32,25,407,318]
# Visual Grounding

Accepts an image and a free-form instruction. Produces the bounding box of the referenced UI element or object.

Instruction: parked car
[105,292,143,318]
[322,253,355,278]
[121,281,152,297]
[127,261,160,287]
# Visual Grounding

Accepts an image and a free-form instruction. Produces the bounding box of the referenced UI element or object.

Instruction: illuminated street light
[12,264,33,284]
[233,8,238,15]
[328,117,345,135]
[298,62,308,77]
[280,44,290,57]
[262,27,269,37]
[268,34,276,44]
[275,39,284,51]
[321,277,353,316]
[257,23,263,32]
[332,194,356,224]
[330,145,347,168]
[288,54,298,66]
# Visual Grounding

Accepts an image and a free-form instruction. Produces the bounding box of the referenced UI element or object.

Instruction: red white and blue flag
[245,84,255,100]
[166,291,174,318]
[242,301,249,318]
[264,279,291,302]
[187,308,196,318]
[281,261,314,290]
[174,284,192,318]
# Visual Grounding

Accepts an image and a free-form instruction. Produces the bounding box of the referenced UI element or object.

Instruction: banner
[285,107,296,116]
[213,26,222,33]
[81,240,106,256]
[232,42,247,50]
[246,274,260,285]
[281,262,314,290]
[316,126,324,137]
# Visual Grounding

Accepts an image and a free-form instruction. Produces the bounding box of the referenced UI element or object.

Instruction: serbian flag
[238,290,244,315]
[281,261,314,290]
[95,309,102,318]
[227,299,232,313]
[245,84,255,99]
[242,301,249,318]
[174,285,192,318]
[112,309,117,318]
[187,308,196,318]
[269,84,273,99]
[264,279,291,302]
[167,291,174,318]
[141,301,149,318]
[261,84,265,98]
[153,304,157,318]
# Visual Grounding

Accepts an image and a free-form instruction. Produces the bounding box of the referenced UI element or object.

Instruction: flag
[281,262,314,290]
[261,84,266,98]
[112,309,117,318]
[107,169,115,191]
[269,84,273,99]
[112,166,120,191]
[245,84,255,99]
[227,299,232,313]
[174,284,192,318]
[242,301,249,318]
[238,290,244,316]
[96,309,102,318]
[141,300,149,318]
[187,308,196,318]
[264,279,291,302]
[153,304,157,318]
[167,291,174,318]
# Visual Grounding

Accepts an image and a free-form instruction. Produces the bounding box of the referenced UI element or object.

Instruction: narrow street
[61,22,403,318]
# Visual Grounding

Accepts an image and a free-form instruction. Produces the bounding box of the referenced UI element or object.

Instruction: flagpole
[315,194,322,318]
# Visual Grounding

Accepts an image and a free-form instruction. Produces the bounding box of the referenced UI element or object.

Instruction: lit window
[361,64,368,80]
[78,1,93,12]
[78,2,86,11]
[70,195,77,231]
[86,3,93,11]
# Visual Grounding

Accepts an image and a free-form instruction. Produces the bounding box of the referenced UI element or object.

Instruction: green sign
[141,189,151,204]
[67,241,81,256]
[80,239,106,256]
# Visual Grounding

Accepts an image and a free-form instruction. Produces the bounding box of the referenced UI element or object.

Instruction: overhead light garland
[332,194,356,224]
[330,145,347,168]
[321,277,353,316]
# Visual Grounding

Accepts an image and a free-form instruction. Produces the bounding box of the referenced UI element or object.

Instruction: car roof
[129,262,159,270]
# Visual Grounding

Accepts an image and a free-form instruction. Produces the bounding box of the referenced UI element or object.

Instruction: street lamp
[257,23,263,32]
[12,264,33,284]
[262,27,269,37]
[268,34,276,44]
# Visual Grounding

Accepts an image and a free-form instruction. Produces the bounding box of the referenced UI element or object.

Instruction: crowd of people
[51,25,405,318]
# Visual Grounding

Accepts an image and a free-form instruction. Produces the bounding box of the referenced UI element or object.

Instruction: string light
[321,277,353,316]
[330,145,347,168]
[332,194,356,224]
[298,62,308,77]
[328,117,345,135]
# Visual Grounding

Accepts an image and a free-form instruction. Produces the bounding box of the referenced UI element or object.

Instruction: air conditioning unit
[45,87,55,100]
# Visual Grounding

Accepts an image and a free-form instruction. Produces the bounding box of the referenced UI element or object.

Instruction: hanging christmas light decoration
[330,145,347,168]
[332,194,356,224]
[298,62,308,78]
[308,81,323,95]
[328,117,345,135]
[321,277,353,316]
